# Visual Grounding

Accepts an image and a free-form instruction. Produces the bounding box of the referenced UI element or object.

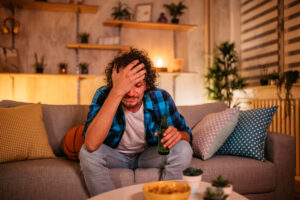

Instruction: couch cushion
[0,100,90,156]
[134,168,161,184]
[217,106,278,161]
[0,103,55,163]
[190,155,276,194]
[0,157,88,200]
[177,102,227,129]
[192,107,239,160]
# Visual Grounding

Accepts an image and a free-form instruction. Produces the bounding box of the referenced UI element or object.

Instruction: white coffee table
[89,181,248,200]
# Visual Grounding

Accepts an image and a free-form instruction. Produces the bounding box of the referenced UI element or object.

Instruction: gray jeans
[79,140,193,196]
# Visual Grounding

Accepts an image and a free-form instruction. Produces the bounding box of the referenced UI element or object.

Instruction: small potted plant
[267,71,280,85]
[59,63,68,74]
[34,53,45,73]
[163,1,187,24]
[204,187,228,200]
[111,2,132,20]
[182,166,203,194]
[79,62,89,74]
[79,33,89,43]
[211,175,233,195]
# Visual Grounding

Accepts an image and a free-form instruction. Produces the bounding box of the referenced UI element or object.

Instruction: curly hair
[105,48,157,91]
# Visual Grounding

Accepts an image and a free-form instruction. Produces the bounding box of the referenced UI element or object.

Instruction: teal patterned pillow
[216,106,278,161]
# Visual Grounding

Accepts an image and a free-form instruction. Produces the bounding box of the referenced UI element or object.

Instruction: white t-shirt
[116,103,148,154]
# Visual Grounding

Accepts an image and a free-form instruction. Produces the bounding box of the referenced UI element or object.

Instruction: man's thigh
[137,146,167,168]
[80,144,134,169]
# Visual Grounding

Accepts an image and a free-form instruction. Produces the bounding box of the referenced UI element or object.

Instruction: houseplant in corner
[163,1,187,24]
[182,166,203,194]
[211,175,233,195]
[205,41,247,107]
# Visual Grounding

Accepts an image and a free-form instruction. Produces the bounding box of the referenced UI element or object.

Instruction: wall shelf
[67,44,131,51]
[103,20,197,31]
[1,1,98,13]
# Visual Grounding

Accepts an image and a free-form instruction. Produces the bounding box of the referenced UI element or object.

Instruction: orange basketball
[63,125,85,161]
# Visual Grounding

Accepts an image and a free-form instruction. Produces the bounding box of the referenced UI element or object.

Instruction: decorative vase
[260,79,268,86]
[182,174,202,194]
[157,13,168,23]
[59,68,67,74]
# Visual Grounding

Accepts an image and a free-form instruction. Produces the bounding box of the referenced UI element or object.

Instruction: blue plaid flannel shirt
[83,86,192,148]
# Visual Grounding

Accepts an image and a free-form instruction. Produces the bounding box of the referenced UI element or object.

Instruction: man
[79,49,193,196]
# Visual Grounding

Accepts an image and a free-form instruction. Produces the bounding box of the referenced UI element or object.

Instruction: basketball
[63,125,85,161]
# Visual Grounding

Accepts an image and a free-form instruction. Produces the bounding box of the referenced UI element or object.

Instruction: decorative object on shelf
[0,47,21,73]
[267,71,280,85]
[154,58,167,72]
[135,3,152,22]
[157,12,168,23]
[182,166,203,194]
[98,36,120,45]
[35,0,48,2]
[79,33,89,43]
[69,0,84,4]
[205,41,247,108]
[211,175,233,195]
[163,1,187,24]
[111,1,132,20]
[173,58,182,72]
[79,62,89,74]
[2,16,20,35]
[59,63,68,74]
[34,53,45,73]
[277,70,299,117]
[203,187,228,200]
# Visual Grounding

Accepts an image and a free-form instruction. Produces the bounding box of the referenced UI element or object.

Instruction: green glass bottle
[158,115,169,155]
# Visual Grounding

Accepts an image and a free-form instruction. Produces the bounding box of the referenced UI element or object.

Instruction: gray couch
[0,100,295,200]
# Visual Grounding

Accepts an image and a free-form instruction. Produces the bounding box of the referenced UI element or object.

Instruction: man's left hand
[154,126,182,149]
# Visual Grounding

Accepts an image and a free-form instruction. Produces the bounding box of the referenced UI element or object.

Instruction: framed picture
[0,47,21,73]
[135,3,152,22]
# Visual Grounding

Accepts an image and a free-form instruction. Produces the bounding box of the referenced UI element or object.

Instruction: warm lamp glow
[155,58,164,68]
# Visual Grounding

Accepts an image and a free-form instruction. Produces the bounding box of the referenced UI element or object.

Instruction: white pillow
[192,107,239,160]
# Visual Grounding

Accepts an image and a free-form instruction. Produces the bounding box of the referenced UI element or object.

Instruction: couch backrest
[0,100,227,156]
[177,101,227,130]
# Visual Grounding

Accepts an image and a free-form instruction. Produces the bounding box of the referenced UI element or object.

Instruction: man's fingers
[112,65,117,77]
[163,133,181,148]
[130,62,145,74]
[125,59,140,71]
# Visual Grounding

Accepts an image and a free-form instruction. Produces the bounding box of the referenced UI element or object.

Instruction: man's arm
[84,60,146,152]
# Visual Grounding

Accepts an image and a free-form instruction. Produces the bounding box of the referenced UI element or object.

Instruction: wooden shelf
[103,20,197,31]
[1,1,98,13]
[67,44,131,51]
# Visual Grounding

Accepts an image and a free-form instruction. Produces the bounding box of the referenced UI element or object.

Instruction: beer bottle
[158,115,169,155]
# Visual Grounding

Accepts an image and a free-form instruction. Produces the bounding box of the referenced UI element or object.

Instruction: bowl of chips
[143,181,191,200]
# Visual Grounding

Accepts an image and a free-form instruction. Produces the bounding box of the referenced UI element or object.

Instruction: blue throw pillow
[216,106,278,161]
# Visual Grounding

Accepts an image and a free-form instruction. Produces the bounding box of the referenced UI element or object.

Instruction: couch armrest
[266,132,295,200]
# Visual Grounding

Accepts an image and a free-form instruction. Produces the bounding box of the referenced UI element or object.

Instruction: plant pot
[171,18,179,24]
[36,68,44,73]
[80,37,89,44]
[210,184,233,196]
[260,79,268,86]
[59,68,67,74]
[81,67,88,74]
[182,174,202,194]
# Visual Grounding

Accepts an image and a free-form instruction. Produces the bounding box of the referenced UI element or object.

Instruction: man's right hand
[111,59,146,97]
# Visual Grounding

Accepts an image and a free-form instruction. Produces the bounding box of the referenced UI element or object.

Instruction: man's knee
[79,144,106,167]
[171,140,193,160]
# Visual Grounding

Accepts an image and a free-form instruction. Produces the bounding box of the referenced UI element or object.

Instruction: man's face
[121,80,146,111]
